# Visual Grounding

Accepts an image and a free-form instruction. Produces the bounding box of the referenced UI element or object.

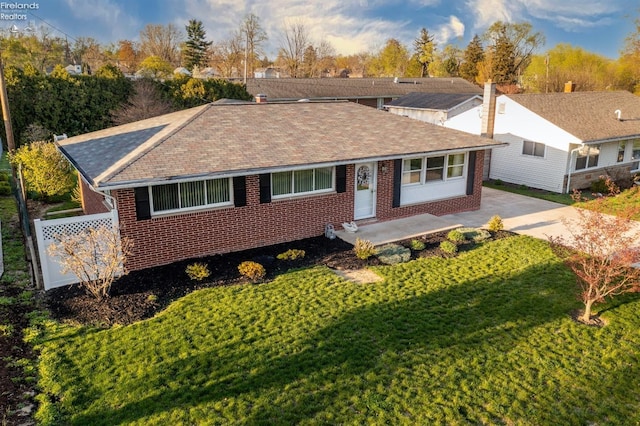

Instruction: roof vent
[615,109,622,121]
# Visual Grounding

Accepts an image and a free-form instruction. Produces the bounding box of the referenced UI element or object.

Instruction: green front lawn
[577,185,640,220]
[32,236,640,425]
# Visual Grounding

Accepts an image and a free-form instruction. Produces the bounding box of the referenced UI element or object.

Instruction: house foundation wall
[566,163,634,192]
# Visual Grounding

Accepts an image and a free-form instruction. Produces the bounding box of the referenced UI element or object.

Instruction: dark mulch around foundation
[45,230,513,327]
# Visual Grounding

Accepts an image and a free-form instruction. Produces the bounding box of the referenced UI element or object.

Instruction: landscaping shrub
[590,177,609,195]
[354,238,376,260]
[0,171,9,181]
[440,240,458,255]
[0,181,11,196]
[277,249,306,261]
[458,227,491,243]
[447,229,466,243]
[238,261,266,283]
[487,215,504,232]
[185,262,211,281]
[9,141,76,201]
[376,244,411,265]
[409,239,426,251]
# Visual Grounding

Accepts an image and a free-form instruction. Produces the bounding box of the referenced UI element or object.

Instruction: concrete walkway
[336,187,579,246]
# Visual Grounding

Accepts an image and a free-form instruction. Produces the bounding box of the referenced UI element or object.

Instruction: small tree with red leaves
[549,177,640,324]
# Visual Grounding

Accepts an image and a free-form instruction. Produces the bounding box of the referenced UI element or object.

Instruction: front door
[354,162,376,219]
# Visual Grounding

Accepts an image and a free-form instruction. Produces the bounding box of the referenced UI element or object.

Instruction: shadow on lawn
[71,261,579,425]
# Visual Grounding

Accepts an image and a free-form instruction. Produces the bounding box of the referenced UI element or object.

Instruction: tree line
[3,13,640,148]
[4,14,640,93]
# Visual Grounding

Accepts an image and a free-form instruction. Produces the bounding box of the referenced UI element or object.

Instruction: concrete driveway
[337,187,580,246]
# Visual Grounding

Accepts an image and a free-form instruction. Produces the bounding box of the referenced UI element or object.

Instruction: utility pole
[0,56,15,152]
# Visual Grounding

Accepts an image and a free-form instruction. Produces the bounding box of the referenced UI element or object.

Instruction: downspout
[82,174,118,212]
[566,146,581,194]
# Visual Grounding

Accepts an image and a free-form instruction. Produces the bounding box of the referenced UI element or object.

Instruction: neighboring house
[56,100,501,272]
[254,67,283,79]
[385,93,483,126]
[174,67,192,77]
[452,87,640,193]
[244,77,482,109]
[64,64,82,75]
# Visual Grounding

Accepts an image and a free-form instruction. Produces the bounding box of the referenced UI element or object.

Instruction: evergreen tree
[414,28,435,77]
[459,35,484,83]
[491,27,517,84]
[183,19,212,71]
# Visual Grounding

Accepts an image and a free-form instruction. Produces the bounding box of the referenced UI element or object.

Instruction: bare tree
[111,79,174,125]
[240,13,268,78]
[549,178,640,324]
[48,226,133,299]
[278,20,310,78]
[212,32,244,78]
[139,23,183,67]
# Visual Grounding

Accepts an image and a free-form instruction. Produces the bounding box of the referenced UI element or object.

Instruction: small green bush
[277,249,306,261]
[0,171,9,181]
[487,215,504,232]
[238,261,266,283]
[590,177,609,194]
[447,229,466,243]
[185,262,211,281]
[354,238,376,260]
[409,239,426,251]
[0,181,10,196]
[376,244,411,265]
[457,227,491,243]
[440,240,458,255]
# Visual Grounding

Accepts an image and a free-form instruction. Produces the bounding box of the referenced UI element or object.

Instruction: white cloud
[465,0,627,33]
[434,15,465,45]
[466,0,516,28]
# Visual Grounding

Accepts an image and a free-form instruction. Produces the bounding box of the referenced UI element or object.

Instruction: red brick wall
[80,178,110,215]
[116,151,486,271]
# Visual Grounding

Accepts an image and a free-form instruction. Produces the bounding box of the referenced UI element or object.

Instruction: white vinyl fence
[34,210,120,290]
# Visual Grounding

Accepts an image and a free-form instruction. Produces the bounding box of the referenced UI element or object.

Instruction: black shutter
[392,159,402,208]
[134,187,151,220]
[336,165,347,193]
[466,151,476,195]
[259,173,271,204]
[233,176,247,207]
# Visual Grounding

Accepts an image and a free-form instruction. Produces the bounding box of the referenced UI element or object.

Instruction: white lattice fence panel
[35,211,119,290]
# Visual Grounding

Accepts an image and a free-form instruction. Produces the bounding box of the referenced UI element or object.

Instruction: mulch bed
[45,230,512,327]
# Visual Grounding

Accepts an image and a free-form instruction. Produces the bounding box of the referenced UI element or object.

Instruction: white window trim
[575,145,600,171]
[271,167,335,200]
[149,177,233,215]
[522,140,546,158]
[401,153,467,186]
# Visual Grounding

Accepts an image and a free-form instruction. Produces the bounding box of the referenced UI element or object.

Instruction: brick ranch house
[56,100,502,272]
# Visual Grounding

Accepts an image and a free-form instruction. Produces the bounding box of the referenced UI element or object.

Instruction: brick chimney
[564,81,576,93]
[255,93,267,103]
[481,80,496,139]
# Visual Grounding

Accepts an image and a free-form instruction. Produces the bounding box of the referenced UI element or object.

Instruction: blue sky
[8,0,638,59]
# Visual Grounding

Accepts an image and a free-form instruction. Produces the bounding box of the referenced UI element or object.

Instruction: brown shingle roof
[245,77,482,101]
[506,91,640,142]
[57,101,502,189]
